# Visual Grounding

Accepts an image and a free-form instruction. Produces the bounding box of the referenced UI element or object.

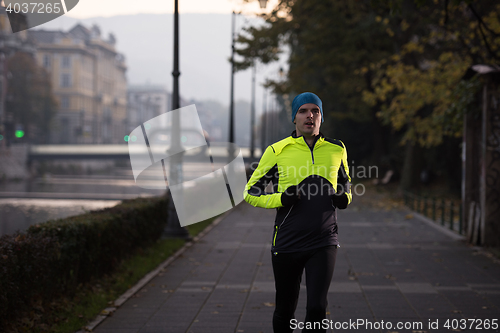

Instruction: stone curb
[0,191,154,200]
[76,210,230,333]
[409,209,465,241]
[409,209,500,266]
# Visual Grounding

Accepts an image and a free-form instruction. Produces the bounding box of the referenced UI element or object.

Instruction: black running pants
[271,245,338,333]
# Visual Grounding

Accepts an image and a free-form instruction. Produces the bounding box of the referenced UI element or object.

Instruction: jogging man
[244,92,352,332]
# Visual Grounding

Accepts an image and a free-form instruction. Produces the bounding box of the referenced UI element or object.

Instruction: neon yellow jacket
[244,132,351,252]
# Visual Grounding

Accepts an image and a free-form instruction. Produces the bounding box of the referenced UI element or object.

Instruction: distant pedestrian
[244,92,352,332]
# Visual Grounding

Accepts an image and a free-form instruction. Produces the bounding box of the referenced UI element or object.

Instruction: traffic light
[15,125,25,139]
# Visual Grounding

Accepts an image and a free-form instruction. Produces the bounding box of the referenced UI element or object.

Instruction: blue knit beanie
[291,92,323,123]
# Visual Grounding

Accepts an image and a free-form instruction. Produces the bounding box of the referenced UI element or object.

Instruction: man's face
[294,103,321,137]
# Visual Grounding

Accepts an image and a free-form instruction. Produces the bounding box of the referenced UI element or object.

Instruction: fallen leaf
[100,309,114,316]
[37,323,49,330]
[15,234,26,242]
[263,302,275,307]
[33,304,44,313]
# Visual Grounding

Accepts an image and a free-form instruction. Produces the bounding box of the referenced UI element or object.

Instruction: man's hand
[331,193,348,209]
[281,185,300,207]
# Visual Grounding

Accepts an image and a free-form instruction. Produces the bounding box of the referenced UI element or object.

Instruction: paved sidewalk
[93,200,500,333]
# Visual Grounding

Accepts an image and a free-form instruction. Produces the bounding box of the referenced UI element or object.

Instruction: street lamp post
[0,53,5,148]
[261,88,267,150]
[229,11,237,149]
[252,0,267,157]
[250,62,256,159]
[164,0,190,239]
[230,0,267,157]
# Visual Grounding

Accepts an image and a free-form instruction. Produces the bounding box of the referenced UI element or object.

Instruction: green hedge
[0,195,168,329]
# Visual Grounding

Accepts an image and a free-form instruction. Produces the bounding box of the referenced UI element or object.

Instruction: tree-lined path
[92,194,500,333]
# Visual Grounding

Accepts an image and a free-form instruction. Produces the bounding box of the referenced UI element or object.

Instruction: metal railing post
[449,201,454,231]
[441,198,445,226]
[459,203,463,235]
[432,198,436,222]
[423,196,428,217]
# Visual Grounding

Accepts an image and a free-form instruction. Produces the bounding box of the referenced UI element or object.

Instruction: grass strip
[22,218,215,333]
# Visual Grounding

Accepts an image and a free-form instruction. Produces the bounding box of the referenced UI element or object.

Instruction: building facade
[127,84,170,135]
[0,7,36,148]
[29,24,127,144]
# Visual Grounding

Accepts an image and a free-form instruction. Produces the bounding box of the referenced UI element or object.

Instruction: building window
[61,118,70,143]
[61,55,71,68]
[61,74,72,87]
[61,96,69,109]
[43,54,51,68]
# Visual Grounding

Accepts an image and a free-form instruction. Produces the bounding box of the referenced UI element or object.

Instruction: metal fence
[403,191,463,235]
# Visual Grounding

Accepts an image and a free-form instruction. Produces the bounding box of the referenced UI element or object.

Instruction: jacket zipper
[273,225,278,246]
[304,137,315,164]
[273,205,294,247]
[273,226,278,246]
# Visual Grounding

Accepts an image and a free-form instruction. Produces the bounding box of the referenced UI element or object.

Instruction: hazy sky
[39,0,288,117]
[66,0,277,18]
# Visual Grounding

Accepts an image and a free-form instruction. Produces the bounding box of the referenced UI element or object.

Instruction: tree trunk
[399,142,423,191]
[370,105,387,166]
